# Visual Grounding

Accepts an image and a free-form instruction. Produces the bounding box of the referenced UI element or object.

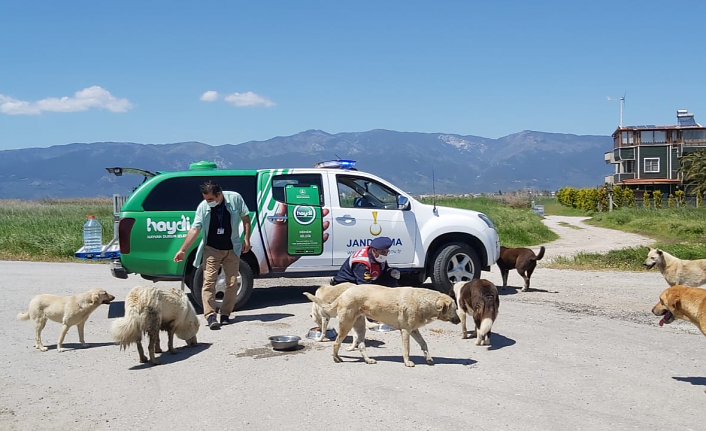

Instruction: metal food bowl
[368,323,397,332]
[269,335,301,351]
[306,327,338,340]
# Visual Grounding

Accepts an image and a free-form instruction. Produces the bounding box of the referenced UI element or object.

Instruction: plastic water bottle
[83,215,103,253]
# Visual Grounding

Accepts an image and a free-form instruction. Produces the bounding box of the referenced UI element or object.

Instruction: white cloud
[200,90,219,102]
[0,86,132,115]
[223,91,275,107]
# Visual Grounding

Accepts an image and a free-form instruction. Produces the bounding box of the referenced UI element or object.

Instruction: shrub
[653,190,663,209]
[675,190,685,207]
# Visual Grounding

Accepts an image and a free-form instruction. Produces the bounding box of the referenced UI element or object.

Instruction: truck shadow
[241,284,321,310]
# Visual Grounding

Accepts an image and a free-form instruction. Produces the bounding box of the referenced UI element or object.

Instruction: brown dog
[497,245,545,291]
[452,279,499,345]
[652,285,706,335]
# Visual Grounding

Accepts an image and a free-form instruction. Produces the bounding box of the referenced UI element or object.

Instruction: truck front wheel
[190,260,255,313]
[431,243,481,294]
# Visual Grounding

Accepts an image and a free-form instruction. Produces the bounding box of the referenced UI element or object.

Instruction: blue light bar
[314,159,356,169]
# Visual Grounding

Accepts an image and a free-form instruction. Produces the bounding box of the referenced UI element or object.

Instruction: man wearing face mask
[331,236,400,287]
[174,180,251,329]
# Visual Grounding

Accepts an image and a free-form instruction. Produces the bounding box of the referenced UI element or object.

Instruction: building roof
[620,179,680,185]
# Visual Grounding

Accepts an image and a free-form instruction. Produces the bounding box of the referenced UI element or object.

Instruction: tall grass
[0,198,113,261]
[420,196,558,247]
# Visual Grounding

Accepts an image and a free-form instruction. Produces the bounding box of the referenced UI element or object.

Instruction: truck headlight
[478,213,496,230]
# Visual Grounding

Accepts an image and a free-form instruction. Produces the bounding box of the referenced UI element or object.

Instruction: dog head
[90,289,115,305]
[436,294,461,324]
[644,247,664,270]
[175,300,200,345]
[652,286,683,326]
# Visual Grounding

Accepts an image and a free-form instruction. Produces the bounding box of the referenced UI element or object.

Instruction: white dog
[111,285,199,365]
[17,288,115,352]
[644,247,706,287]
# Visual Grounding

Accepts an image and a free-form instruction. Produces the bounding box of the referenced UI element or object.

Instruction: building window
[683,130,706,142]
[621,131,634,145]
[644,158,660,173]
[641,131,654,144]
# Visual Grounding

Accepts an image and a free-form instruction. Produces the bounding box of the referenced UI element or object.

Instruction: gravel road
[2,216,705,431]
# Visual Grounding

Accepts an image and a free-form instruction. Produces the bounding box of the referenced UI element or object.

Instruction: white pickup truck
[108,160,501,310]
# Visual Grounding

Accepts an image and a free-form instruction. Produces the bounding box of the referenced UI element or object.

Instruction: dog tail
[535,246,545,261]
[111,299,152,350]
[17,311,30,321]
[303,292,338,318]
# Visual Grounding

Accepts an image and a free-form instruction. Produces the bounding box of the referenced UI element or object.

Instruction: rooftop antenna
[606,93,626,127]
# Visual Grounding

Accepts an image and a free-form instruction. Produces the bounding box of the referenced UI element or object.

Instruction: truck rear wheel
[190,260,254,313]
[431,243,481,294]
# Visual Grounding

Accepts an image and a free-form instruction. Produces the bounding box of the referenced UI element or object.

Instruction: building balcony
[604,175,614,184]
[614,173,635,182]
[604,151,616,164]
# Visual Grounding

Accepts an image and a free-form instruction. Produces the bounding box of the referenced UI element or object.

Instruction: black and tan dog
[497,245,545,292]
[452,279,499,345]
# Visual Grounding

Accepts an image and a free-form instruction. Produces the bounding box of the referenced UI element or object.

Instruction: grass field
[0,199,113,262]
[419,196,558,247]
[544,201,706,271]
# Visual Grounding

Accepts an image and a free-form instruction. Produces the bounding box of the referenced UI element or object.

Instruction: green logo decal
[293,205,316,225]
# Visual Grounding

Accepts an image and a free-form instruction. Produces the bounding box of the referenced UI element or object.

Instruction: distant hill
[0,129,612,198]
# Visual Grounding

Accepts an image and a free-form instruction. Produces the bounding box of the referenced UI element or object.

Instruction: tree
[643,191,651,209]
[613,185,624,208]
[678,149,706,199]
[668,193,676,208]
[675,190,686,207]
[653,190,663,209]
[625,188,636,208]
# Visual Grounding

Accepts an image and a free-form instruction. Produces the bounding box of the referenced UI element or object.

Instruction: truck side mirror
[397,195,410,210]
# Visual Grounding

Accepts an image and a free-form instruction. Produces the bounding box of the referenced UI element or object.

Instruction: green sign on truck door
[285,184,323,256]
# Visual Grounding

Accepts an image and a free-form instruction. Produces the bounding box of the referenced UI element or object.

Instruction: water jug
[83,215,103,253]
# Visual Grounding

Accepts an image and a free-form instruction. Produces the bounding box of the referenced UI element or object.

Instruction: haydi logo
[147,215,191,234]
[292,205,315,225]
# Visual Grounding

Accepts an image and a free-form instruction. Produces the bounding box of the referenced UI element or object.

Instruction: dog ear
[91,292,100,304]
[437,297,451,314]
[656,249,663,256]
[667,292,681,310]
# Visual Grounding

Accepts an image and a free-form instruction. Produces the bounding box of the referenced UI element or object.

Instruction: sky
[1,0,705,151]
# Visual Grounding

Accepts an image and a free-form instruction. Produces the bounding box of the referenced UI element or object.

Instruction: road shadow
[48,342,117,351]
[108,301,125,318]
[234,313,294,323]
[498,285,558,295]
[241,284,321,311]
[673,376,706,388]
[128,342,212,370]
[338,354,476,366]
[487,333,516,351]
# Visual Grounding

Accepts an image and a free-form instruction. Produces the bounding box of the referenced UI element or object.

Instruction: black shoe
[207,315,220,330]
[219,315,231,325]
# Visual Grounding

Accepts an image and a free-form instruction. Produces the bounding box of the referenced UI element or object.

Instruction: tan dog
[111,286,199,365]
[309,282,364,351]
[644,247,706,287]
[451,279,499,345]
[652,285,706,335]
[17,288,115,352]
[497,245,545,291]
[304,284,460,367]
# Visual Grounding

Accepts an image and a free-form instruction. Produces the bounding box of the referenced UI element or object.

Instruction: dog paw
[333,356,343,363]
[461,334,468,339]
[426,358,435,365]
[38,346,48,352]
[150,359,161,366]
[169,349,177,355]
[475,339,482,346]
[404,361,416,367]
[139,356,149,363]
[155,347,163,354]
[365,358,377,365]
[345,345,357,351]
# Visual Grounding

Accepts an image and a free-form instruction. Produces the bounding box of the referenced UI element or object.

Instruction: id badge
[217,228,225,235]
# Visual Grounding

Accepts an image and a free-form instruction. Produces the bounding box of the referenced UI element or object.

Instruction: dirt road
[2,217,704,431]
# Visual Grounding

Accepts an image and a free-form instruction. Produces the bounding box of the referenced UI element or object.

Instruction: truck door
[260,173,333,272]
[328,173,417,266]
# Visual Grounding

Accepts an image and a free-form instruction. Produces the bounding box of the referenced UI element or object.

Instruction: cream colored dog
[111,285,199,365]
[644,247,706,287]
[17,288,115,352]
[305,284,460,367]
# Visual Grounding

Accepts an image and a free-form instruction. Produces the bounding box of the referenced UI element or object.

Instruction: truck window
[336,175,398,209]
[142,176,258,211]
[271,174,324,206]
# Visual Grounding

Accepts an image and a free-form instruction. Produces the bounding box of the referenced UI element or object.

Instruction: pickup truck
[108,160,500,311]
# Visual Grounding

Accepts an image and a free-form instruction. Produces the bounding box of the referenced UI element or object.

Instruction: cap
[370,237,392,250]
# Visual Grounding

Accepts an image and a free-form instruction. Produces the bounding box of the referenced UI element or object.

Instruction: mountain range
[0,129,613,199]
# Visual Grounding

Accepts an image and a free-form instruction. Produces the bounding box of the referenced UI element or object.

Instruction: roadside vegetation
[420,196,558,247]
[0,198,113,262]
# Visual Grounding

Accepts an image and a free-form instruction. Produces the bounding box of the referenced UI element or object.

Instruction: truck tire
[431,243,481,294]
[190,259,254,313]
